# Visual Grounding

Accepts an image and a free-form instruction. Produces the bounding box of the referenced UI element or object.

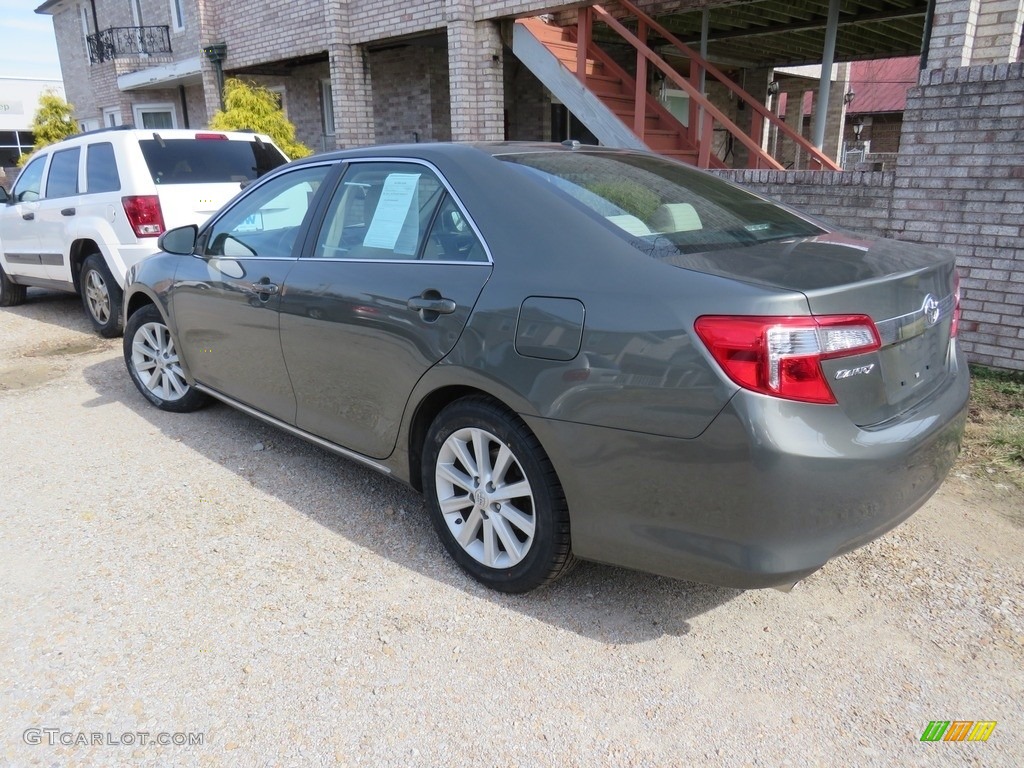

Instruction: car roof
[292,141,645,167]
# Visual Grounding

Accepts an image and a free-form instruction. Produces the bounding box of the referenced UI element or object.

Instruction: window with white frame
[103,108,123,128]
[79,118,100,132]
[321,79,335,140]
[133,104,176,129]
[169,0,185,32]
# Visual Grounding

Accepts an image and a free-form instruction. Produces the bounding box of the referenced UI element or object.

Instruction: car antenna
[561,139,581,149]
[153,132,165,147]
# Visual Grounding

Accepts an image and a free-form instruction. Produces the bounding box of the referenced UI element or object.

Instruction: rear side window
[86,142,120,193]
[45,147,81,198]
[138,138,288,185]
[500,151,825,256]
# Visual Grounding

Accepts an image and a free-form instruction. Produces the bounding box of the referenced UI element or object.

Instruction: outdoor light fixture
[844,89,856,105]
[202,42,227,63]
[852,118,864,140]
[767,80,781,96]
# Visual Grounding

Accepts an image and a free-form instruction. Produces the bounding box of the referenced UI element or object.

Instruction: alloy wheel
[130,321,189,402]
[434,426,536,569]
[84,268,111,324]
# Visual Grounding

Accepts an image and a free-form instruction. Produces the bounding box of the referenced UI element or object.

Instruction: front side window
[313,162,483,262]
[204,165,329,259]
[499,151,825,256]
[45,148,81,198]
[13,155,48,202]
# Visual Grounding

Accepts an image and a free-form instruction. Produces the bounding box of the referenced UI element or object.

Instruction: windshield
[499,151,825,256]
[139,138,288,185]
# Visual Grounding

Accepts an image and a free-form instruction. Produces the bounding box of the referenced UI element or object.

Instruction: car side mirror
[0,186,8,204]
[158,224,198,255]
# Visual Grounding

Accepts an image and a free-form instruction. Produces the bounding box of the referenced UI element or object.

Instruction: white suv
[0,127,289,335]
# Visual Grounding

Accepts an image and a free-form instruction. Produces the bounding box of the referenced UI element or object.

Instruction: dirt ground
[1,290,1022,767]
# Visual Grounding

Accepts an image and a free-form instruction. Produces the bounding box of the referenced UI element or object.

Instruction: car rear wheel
[422,397,575,593]
[124,303,209,413]
[80,253,123,337]
[0,263,27,307]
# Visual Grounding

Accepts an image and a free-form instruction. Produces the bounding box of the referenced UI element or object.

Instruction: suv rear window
[499,151,825,256]
[138,138,288,185]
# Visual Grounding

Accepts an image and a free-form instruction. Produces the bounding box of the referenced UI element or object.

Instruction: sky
[0,0,63,80]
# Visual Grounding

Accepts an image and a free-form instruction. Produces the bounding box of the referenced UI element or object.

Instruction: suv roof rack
[74,124,136,139]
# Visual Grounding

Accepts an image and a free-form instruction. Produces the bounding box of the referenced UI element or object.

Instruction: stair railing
[577,1,841,170]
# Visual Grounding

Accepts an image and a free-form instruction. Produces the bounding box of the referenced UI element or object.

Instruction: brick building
[34,0,1024,369]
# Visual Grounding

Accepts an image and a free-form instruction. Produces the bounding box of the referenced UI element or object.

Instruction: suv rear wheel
[80,254,123,337]
[0,264,28,307]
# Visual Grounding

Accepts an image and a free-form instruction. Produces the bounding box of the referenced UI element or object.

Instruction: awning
[118,56,202,91]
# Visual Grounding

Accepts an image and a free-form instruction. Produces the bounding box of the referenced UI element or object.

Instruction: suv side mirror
[158,224,198,255]
[0,186,8,204]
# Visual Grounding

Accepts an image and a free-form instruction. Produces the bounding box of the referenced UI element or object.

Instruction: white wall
[0,77,66,131]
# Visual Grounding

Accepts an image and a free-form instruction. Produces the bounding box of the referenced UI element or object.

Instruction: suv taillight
[694,315,881,404]
[122,195,165,238]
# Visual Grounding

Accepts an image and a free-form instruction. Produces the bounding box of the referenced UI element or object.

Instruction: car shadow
[82,355,741,642]
[4,289,97,337]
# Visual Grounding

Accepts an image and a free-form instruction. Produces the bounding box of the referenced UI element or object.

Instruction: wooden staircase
[519,16,711,167]
[514,1,841,171]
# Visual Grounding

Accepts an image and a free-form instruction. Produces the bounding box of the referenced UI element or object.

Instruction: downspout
[179,85,190,128]
[920,0,937,70]
[811,0,841,150]
[89,0,101,60]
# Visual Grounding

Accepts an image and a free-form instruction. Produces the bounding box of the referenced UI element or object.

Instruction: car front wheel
[80,253,123,337]
[124,303,209,413]
[422,397,575,593]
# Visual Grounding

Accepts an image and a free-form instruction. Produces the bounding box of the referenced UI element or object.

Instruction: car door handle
[251,281,279,296]
[61,207,76,216]
[22,212,34,221]
[407,295,456,315]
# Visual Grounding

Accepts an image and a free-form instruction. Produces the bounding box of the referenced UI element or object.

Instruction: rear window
[138,138,288,185]
[499,151,825,256]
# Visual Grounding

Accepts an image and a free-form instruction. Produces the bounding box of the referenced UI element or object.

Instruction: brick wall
[891,62,1024,369]
[713,169,898,236]
[370,46,448,144]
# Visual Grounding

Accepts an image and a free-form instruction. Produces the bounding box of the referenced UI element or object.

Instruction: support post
[811,0,841,151]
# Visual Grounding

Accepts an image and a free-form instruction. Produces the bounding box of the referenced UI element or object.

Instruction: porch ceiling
[597,0,929,68]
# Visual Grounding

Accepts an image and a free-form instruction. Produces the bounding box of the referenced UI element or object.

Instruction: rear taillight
[950,270,961,338]
[694,315,881,404]
[122,195,166,238]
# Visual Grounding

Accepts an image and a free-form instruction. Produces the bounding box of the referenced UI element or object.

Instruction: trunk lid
[666,232,959,427]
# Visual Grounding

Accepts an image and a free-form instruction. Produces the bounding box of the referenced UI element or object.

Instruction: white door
[0,154,49,282]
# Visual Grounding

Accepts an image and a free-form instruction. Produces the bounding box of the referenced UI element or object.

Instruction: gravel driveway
[1,291,1022,767]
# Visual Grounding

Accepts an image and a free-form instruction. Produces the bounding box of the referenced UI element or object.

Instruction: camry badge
[923,294,940,327]
[835,364,876,380]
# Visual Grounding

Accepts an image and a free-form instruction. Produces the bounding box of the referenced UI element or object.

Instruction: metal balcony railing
[86,26,171,64]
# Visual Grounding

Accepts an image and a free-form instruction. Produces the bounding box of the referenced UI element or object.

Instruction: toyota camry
[121,143,969,593]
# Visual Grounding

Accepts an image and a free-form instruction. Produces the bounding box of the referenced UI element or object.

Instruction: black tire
[422,396,575,593]
[123,303,210,413]
[80,253,123,337]
[0,263,28,307]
